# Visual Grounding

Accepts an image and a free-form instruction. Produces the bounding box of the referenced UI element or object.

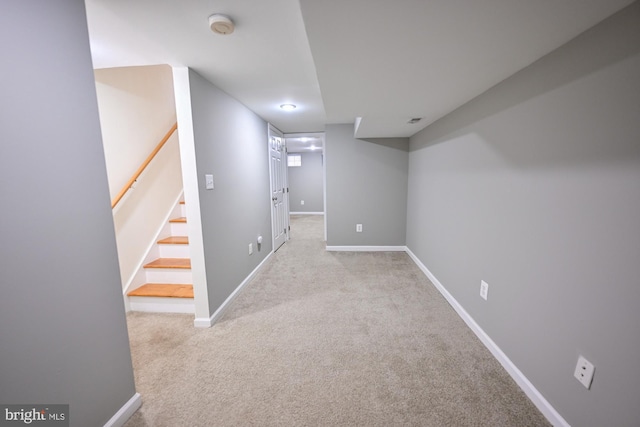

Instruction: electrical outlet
[248,243,253,255]
[356,224,363,232]
[480,280,489,300]
[301,200,305,205]
[574,356,595,389]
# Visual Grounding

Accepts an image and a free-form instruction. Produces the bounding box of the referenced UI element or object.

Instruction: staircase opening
[94,64,195,316]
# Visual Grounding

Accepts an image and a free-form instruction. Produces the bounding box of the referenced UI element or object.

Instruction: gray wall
[326,124,408,246]
[188,70,273,312]
[406,4,640,426]
[0,1,137,426]
[288,152,324,213]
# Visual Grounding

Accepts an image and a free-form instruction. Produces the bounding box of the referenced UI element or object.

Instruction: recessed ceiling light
[280,104,296,111]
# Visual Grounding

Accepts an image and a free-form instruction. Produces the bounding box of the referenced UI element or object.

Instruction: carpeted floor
[124,215,550,426]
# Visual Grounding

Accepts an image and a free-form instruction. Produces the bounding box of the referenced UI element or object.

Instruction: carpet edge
[193,250,275,328]
[405,247,570,427]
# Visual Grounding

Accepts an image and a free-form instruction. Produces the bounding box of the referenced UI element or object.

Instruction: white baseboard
[326,245,407,252]
[290,212,324,215]
[193,317,214,328]
[104,392,141,427]
[193,251,274,328]
[404,248,569,427]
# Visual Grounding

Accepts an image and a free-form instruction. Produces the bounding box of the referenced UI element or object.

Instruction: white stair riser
[158,244,190,258]
[170,222,188,235]
[128,296,194,314]
[145,269,193,284]
[181,204,186,217]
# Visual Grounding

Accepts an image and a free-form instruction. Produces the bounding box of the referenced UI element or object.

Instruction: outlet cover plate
[574,355,595,389]
[356,224,363,232]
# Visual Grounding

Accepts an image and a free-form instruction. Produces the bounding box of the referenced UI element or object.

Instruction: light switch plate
[480,280,489,300]
[205,174,214,190]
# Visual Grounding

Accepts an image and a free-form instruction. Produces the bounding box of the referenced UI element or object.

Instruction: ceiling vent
[208,14,235,35]
[407,117,422,124]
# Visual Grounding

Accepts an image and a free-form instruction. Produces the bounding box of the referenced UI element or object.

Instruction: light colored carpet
[124,215,550,426]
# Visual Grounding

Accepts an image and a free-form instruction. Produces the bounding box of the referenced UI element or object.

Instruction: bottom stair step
[127,284,194,298]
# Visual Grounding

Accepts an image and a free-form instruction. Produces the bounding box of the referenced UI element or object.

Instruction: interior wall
[0,1,137,425]
[288,152,324,213]
[95,65,177,201]
[95,65,183,290]
[187,69,273,313]
[172,67,210,320]
[406,4,640,426]
[325,124,408,247]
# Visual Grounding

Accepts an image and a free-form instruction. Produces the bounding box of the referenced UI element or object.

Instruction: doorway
[282,132,326,242]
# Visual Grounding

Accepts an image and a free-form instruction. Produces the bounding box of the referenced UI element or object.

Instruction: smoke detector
[208,14,235,35]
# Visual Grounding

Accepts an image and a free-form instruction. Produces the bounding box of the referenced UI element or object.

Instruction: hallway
[125,215,549,426]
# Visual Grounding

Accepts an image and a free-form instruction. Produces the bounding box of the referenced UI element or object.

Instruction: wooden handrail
[111,122,178,209]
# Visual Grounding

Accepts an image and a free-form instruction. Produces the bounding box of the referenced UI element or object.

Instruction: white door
[268,125,288,251]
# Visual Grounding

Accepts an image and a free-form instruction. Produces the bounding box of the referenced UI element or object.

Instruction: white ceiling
[85,0,633,138]
[285,133,325,153]
[300,0,634,137]
[85,0,325,134]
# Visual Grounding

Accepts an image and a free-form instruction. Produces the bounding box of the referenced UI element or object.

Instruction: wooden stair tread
[169,217,186,223]
[128,283,194,298]
[180,200,185,204]
[157,236,189,245]
[143,258,191,269]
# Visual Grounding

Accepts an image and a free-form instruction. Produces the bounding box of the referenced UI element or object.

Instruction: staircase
[127,201,195,313]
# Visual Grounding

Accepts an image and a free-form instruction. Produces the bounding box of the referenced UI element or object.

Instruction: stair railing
[111,122,178,209]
